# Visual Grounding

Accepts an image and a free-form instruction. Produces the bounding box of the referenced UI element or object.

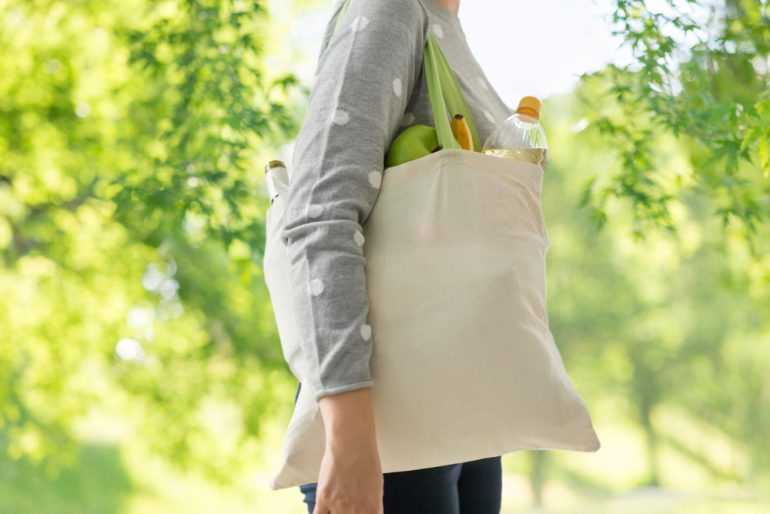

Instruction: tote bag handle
[332,0,481,151]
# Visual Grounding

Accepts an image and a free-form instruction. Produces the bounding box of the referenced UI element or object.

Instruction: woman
[282,0,514,513]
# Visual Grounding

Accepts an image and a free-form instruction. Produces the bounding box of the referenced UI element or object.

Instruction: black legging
[294,383,503,514]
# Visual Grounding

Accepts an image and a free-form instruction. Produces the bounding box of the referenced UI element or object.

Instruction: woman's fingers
[311,500,328,514]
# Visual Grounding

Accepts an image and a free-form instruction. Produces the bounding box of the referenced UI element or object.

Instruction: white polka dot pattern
[333,109,350,125]
[360,323,372,340]
[432,23,444,38]
[353,230,365,247]
[309,278,325,296]
[368,171,382,188]
[307,204,323,218]
[350,15,370,32]
[393,78,403,97]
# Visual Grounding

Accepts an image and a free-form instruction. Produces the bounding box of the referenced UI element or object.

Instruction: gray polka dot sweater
[281,0,514,402]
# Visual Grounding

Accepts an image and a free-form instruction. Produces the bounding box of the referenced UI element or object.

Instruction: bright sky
[283,0,635,106]
[460,0,634,101]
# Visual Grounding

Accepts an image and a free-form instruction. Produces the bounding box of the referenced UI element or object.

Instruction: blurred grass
[0,443,131,514]
[1,403,766,514]
[1,452,763,514]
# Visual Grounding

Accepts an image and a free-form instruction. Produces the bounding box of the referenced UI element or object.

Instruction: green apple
[385,124,441,168]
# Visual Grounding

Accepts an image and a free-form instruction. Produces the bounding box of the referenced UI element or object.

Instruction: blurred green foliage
[0,0,768,512]
[0,0,306,483]
[582,0,769,237]
[539,88,770,498]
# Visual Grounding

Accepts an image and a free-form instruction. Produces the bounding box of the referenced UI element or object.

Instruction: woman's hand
[313,387,384,514]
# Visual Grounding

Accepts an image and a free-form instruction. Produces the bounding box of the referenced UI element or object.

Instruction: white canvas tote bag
[263,0,600,491]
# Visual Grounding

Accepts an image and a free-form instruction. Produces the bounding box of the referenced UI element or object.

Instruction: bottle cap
[265,159,286,173]
[516,96,541,120]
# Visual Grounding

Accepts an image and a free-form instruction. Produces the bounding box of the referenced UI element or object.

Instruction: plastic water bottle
[264,159,289,204]
[482,96,549,169]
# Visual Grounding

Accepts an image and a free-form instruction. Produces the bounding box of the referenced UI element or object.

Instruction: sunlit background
[1,0,768,513]
[280,0,636,98]
[272,0,638,168]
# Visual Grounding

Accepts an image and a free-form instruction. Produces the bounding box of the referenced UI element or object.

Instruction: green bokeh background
[1,0,768,512]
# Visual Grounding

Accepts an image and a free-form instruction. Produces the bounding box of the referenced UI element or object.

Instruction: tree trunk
[529,450,548,507]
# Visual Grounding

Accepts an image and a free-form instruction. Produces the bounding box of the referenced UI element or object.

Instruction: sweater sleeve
[281,0,430,402]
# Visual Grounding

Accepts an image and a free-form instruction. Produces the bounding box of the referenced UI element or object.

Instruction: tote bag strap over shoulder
[332,0,482,151]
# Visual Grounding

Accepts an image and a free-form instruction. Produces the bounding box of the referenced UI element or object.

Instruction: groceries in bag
[384,124,441,168]
[450,114,473,150]
[482,96,549,169]
[264,159,289,205]
[384,111,473,168]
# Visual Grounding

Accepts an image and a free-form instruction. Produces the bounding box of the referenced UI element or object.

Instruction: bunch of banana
[384,113,474,168]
